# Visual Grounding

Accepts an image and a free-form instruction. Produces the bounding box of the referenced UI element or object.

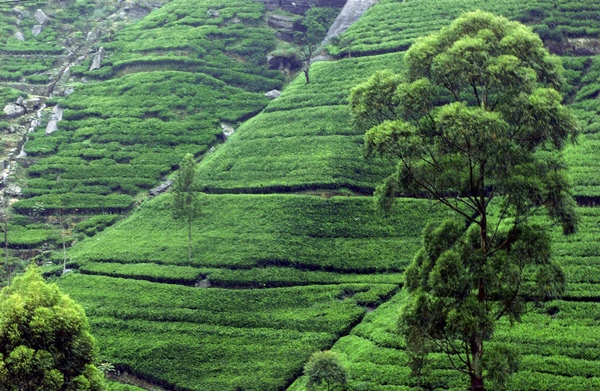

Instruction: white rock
[34,9,50,25]
[265,89,281,99]
[221,123,235,139]
[32,25,43,37]
[3,105,25,119]
[14,31,25,41]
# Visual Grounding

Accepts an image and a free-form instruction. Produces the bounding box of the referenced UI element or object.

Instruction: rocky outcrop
[265,89,281,99]
[34,9,50,25]
[267,13,298,41]
[259,0,346,15]
[89,47,104,71]
[32,25,43,37]
[267,55,301,73]
[321,0,378,47]
[45,106,64,135]
[3,105,25,119]
[221,123,235,139]
[14,31,25,41]
[545,38,600,56]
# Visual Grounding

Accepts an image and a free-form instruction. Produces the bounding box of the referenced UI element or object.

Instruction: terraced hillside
[15,0,283,215]
[2,0,600,390]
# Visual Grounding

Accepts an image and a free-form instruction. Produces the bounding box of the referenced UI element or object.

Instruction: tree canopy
[0,267,104,391]
[350,10,578,391]
[172,153,201,262]
[295,7,338,84]
[304,350,347,391]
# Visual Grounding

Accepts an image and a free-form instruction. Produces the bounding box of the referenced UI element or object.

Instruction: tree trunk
[470,374,484,391]
[187,213,192,262]
[304,67,310,84]
[4,228,8,266]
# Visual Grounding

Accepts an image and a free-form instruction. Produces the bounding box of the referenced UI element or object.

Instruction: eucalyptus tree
[350,11,578,391]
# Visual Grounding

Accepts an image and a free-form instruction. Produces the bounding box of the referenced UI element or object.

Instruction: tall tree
[295,7,338,84]
[350,11,578,391]
[0,267,105,390]
[172,153,201,262]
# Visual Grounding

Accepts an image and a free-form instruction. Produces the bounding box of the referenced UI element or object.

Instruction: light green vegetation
[53,193,447,389]
[57,273,397,390]
[328,0,600,57]
[16,0,282,215]
[197,52,407,193]
[72,0,282,91]
[288,207,600,390]
[0,87,24,107]
[106,383,146,391]
[5,0,600,390]
[65,194,446,273]
[562,56,600,198]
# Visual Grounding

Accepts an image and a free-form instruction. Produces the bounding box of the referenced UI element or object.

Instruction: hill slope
[2,0,600,390]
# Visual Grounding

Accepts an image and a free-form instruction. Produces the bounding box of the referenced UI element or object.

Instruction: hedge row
[66,194,446,272]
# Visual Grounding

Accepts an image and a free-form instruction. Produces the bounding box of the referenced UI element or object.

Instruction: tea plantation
[2,0,600,390]
[13,0,282,215]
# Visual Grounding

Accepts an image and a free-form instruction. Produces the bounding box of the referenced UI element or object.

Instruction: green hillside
[1,0,600,390]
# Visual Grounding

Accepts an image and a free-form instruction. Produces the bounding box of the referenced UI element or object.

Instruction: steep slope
[8,0,600,390]
[13,0,282,217]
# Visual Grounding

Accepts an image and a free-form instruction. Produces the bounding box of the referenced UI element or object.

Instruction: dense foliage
[0,268,104,391]
[352,11,578,390]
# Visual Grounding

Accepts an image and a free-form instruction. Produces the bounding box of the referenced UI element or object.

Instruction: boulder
[89,47,104,71]
[34,9,50,25]
[3,105,25,119]
[32,25,43,37]
[221,123,235,139]
[149,180,173,196]
[4,184,22,197]
[265,90,281,99]
[125,5,151,20]
[14,31,25,41]
[45,120,58,135]
[25,98,42,111]
[13,8,24,18]
[45,106,63,135]
[207,9,220,17]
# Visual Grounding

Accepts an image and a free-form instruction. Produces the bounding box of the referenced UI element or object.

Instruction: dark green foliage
[295,7,339,84]
[171,153,201,262]
[16,0,281,217]
[0,268,104,391]
[304,350,348,391]
[354,11,578,390]
[329,0,600,57]
[74,215,121,237]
